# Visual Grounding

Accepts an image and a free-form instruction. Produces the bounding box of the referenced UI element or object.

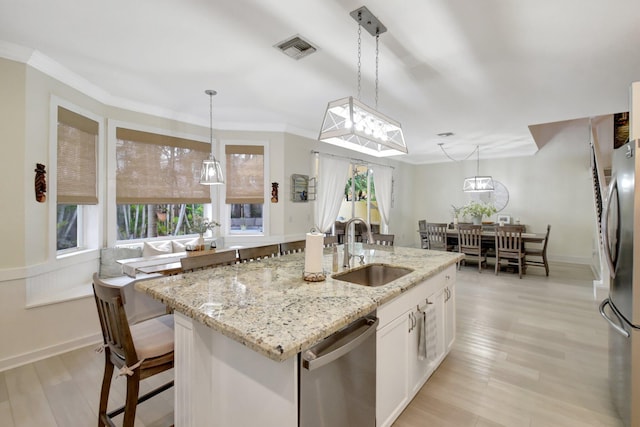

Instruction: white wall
[412,119,596,264]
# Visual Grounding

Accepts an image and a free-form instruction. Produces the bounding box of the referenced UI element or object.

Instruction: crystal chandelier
[318,6,407,157]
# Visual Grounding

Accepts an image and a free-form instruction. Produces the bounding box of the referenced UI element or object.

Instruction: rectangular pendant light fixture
[318,6,407,158]
[463,176,495,192]
[319,96,406,157]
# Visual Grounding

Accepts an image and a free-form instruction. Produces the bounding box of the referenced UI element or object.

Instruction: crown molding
[0,40,335,144]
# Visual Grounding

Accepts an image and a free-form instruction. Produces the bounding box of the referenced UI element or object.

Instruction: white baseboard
[0,333,102,373]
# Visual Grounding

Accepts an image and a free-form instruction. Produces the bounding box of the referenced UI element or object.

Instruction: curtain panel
[314,154,351,233]
[371,164,393,233]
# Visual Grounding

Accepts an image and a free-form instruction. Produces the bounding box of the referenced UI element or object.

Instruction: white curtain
[371,165,393,233]
[314,154,351,233]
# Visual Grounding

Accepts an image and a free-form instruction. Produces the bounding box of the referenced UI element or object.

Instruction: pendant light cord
[438,143,478,162]
[375,33,379,110]
[204,89,218,161]
[209,93,213,146]
[357,23,362,101]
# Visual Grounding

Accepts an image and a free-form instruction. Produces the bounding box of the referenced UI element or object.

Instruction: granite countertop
[135,245,463,362]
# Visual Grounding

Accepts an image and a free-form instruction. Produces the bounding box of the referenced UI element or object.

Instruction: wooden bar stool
[92,273,174,427]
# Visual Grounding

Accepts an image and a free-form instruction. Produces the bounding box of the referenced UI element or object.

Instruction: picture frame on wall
[497,214,511,225]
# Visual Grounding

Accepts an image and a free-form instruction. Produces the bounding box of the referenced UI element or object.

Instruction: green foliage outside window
[117,203,208,240]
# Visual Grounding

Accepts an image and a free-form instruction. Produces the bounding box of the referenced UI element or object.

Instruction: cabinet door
[444,282,456,353]
[408,288,445,395]
[377,312,410,427]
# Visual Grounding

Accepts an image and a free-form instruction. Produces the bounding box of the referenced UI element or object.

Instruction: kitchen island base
[175,312,298,427]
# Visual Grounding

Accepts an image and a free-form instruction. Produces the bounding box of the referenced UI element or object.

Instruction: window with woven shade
[225,144,265,234]
[115,128,216,241]
[56,106,99,251]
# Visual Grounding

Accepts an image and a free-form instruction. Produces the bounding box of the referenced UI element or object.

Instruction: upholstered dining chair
[495,225,526,278]
[525,224,551,276]
[425,222,453,251]
[280,240,306,255]
[371,233,395,246]
[180,249,238,272]
[238,244,280,262]
[457,224,487,272]
[92,273,174,427]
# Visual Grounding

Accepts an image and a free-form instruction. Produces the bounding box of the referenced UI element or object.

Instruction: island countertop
[135,245,462,362]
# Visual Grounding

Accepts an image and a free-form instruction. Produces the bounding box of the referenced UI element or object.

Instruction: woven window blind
[57,107,99,204]
[115,128,211,204]
[225,145,264,204]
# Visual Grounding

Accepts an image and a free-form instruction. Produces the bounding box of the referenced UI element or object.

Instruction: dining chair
[180,249,238,272]
[334,221,346,244]
[92,273,174,427]
[238,244,280,262]
[280,239,306,255]
[525,224,551,276]
[323,235,338,247]
[425,222,453,251]
[495,225,526,278]
[457,224,487,272]
[371,233,395,246]
[418,220,429,249]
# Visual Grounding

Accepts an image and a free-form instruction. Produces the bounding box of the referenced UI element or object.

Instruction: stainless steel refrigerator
[600,139,640,427]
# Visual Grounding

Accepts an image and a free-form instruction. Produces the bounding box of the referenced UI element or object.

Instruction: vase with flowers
[461,201,497,225]
[190,215,221,251]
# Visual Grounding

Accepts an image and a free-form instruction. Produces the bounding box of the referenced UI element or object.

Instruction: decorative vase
[472,215,482,225]
[197,234,205,251]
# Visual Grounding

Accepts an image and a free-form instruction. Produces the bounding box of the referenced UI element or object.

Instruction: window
[56,107,98,251]
[339,164,380,225]
[117,203,211,240]
[115,128,212,240]
[225,145,265,234]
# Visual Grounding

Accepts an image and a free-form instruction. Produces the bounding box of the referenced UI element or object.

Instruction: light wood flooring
[0,262,623,426]
[395,262,622,427]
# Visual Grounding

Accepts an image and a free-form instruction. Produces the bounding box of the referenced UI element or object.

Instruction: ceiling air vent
[275,35,317,60]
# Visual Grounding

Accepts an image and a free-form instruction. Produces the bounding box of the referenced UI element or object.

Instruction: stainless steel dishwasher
[299,311,378,427]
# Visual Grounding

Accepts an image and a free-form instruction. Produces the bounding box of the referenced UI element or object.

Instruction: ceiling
[1,0,639,164]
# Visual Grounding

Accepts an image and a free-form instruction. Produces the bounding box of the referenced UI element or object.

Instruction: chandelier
[463,145,494,192]
[318,6,407,157]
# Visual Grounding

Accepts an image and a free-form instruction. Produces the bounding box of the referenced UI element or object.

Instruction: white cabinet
[376,312,411,427]
[376,265,456,427]
[408,288,445,396]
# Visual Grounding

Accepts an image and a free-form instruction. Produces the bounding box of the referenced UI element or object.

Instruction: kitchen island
[136,245,462,426]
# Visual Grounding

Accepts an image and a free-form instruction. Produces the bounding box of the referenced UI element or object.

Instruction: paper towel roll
[304,231,324,274]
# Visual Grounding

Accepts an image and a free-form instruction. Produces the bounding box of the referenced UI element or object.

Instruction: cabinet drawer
[378,264,455,329]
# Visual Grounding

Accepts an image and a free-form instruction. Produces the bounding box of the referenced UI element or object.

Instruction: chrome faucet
[343,217,374,268]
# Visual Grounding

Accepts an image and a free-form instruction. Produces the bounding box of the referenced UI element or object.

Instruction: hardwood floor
[395,262,623,427]
[0,262,623,426]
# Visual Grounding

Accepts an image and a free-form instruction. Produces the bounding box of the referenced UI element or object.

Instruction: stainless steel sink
[332,263,413,287]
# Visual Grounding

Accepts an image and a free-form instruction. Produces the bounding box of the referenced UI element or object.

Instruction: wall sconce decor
[35,163,47,202]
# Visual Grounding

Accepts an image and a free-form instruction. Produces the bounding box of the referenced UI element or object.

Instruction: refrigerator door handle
[601,178,618,278]
[599,298,630,338]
